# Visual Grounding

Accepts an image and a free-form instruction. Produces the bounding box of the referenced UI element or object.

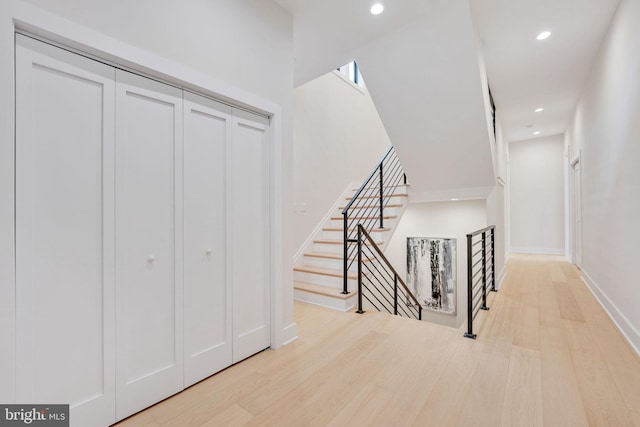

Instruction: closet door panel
[183,92,232,386]
[231,110,270,363]
[15,35,116,427]
[115,70,183,420]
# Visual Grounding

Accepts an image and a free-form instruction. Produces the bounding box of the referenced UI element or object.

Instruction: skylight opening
[336,61,366,89]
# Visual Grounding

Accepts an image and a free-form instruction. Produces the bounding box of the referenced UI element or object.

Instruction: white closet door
[183,92,232,386]
[15,35,116,427]
[231,109,271,363]
[115,70,184,420]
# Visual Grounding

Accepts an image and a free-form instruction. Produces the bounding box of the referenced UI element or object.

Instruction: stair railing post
[379,162,384,229]
[481,232,489,311]
[342,212,349,295]
[491,227,496,292]
[394,274,398,315]
[464,234,476,338]
[356,224,364,314]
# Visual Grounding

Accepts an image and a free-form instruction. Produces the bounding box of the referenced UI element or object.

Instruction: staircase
[294,147,409,311]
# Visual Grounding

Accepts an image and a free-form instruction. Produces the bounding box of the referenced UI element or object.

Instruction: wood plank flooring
[115,254,640,426]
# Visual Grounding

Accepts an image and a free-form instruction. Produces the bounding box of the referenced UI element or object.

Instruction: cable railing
[342,146,406,294]
[464,225,496,339]
[355,224,422,320]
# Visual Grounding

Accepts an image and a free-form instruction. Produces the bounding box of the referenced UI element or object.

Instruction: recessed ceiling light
[450,198,459,201]
[535,107,544,113]
[533,131,541,135]
[370,3,384,15]
[537,31,551,40]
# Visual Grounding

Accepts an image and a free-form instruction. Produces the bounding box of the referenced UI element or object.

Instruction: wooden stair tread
[339,204,403,210]
[303,252,374,262]
[323,227,391,232]
[338,203,402,211]
[294,265,357,279]
[294,281,357,299]
[351,185,408,191]
[330,215,397,221]
[303,252,342,260]
[313,238,383,245]
[345,194,408,200]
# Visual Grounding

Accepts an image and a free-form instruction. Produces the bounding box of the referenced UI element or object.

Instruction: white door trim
[570,152,582,268]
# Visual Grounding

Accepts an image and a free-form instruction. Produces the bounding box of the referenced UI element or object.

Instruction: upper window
[336,61,366,89]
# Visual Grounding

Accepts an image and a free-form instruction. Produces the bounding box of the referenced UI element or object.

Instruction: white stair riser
[330,216,399,228]
[313,241,344,254]
[350,185,408,194]
[341,206,400,216]
[346,195,408,205]
[302,256,343,270]
[322,229,388,241]
[293,270,356,289]
[294,289,356,312]
[303,256,366,271]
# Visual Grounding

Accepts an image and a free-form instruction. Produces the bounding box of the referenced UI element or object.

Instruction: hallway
[116,255,640,426]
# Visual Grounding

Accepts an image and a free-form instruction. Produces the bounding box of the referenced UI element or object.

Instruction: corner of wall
[280,322,298,347]
[0,2,16,404]
[292,182,355,265]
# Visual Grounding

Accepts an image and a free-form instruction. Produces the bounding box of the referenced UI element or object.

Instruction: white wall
[21,0,292,107]
[509,135,566,254]
[495,116,508,182]
[355,0,495,200]
[0,0,295,402]
[566,0,640,353]
[384,200,487,328]
[293,71,390,252]
[0,1,16,405]
[488,115,508,283]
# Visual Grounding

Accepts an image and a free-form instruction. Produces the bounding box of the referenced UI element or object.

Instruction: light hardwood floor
[115,254,640,426]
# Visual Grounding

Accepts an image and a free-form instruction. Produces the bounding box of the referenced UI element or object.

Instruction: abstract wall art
[407,237,457,315]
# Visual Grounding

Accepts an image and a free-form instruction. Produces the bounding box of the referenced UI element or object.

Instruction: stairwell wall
[384,200,487,328]
[293,71,390,252]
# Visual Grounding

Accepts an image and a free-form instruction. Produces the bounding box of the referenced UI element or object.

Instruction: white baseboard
[510,247,565,255]
[496,264,507,290]
[580,269,640,357]
[281,322,298,346]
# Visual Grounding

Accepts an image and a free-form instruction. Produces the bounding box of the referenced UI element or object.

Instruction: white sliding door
[183,92,232,386]
[14,35,273,424]
[231,109,271,363]
[15,35,116,427]
[115,70,184,420]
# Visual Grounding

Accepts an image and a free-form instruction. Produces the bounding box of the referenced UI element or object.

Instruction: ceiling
[274,0,621,143]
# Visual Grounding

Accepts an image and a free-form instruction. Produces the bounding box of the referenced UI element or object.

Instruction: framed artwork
[407,237,457,315]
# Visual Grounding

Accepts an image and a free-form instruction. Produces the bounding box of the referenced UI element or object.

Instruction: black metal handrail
[464,225,496,339]
[342,146,406,294]
[355,224,422,320]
